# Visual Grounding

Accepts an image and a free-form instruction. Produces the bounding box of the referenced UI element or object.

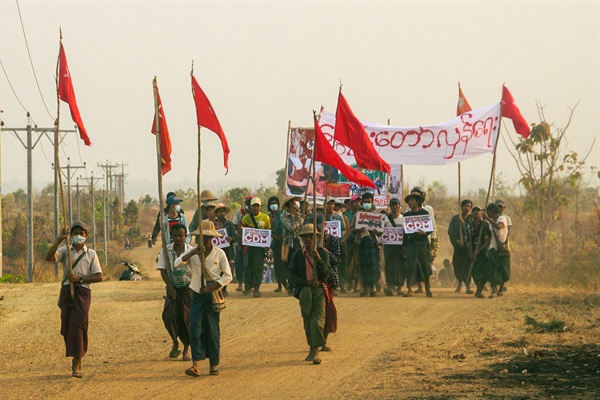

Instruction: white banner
[212,228,230,249]
[380,227,404,245]
[242,228,272,248]
[324,220,342,238]
[403,214,434,234]
[355,211,386,232]
[319,103,501,165]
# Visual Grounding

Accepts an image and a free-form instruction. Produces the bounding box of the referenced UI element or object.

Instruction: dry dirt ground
[1,245,599,400]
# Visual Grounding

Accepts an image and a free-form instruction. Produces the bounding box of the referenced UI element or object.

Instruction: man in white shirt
[176,221,232,377]
[483,203,509,297]
[495,199,512,293]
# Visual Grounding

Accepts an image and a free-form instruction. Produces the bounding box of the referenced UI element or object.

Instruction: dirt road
[1,245,598,399]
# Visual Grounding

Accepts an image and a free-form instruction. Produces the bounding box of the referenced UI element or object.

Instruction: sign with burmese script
[403,214,434,234]
[324,221,342,238]
[355,212,385,232]
[212,229,229,249]
[242,228,272,248]
[380,227,403,244]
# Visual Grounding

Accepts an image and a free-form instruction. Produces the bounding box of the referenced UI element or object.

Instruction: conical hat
[199,190,218,202]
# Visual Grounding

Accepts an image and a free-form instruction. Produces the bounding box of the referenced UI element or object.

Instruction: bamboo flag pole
[465,91,504,283]
[284,120,291,193]
[458,162,464,244]
[55,29,74,302]
[302,143,314,218]
[311,113,318,246]
[152,77,173,285]
[320,178,329,247]
[192,63,207,274]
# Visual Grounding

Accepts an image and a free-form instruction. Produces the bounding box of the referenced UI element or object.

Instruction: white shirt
[175,246,233,294]
[384,213,404,228]
[156,243,193,288]
[56,245,102,290]
[489,215,508,249]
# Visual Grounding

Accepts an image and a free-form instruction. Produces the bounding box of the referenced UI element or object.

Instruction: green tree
[275,167,286,194]
[123,200,139,227]
[226,187,252,205]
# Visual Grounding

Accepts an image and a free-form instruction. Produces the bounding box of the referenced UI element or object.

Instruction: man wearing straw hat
[176,220,232,377]
[44,221,103,378]
[189,189,219,244]
[232,195,254,292]
[288,223,331,365]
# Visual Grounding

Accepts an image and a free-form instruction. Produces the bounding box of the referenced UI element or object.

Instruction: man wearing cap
[494,199,512,293]
[152,192,185,244]
[242,197,271,297]
[383,197,405,296]
[156,223,194,361]
[232,195,253,291]
[467,206,493,298]
[448,199,474,294]
[350,192,381,297]
[176,221,232,377]
[45,221,103,378]
[344,195,362,292]
[155,195,190,245]
[288,224,331,365]
[403,192,433,297]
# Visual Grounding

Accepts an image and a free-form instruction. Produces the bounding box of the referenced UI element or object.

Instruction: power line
[0,59,35,123]
[15,0,55,121]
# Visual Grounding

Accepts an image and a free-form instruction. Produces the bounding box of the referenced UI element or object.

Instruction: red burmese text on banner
[151,88,172,175]
[191,74,230,173]
[313,116,376,189]
[501,86,531,138]
[58,42,91,146]
[457,84,472,116]
[334,91,391,173]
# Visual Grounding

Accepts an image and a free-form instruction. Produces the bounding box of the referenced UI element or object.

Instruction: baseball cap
[250,197,262,206]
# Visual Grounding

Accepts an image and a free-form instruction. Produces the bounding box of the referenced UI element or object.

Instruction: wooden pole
[458,162,464,244]
[319,178,329,247]
[56,33,74,301]
[283,120,291,195]
[191,65,207,272]
[153,77,173,285]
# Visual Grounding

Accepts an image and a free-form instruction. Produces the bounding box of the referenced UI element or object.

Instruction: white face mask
[363,203,372,210]
[72,235,86,246]
[269,204,279,211]
[294,202,301,210]
[174,205,181,212]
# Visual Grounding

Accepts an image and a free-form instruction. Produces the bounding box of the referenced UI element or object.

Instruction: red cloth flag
[191,73,230,173]
[313,115,375,189]
[57,42,91,146]
[456,83,472,116]
[501,86,531,138]
[334,91,391,173]
[151,84,172,175]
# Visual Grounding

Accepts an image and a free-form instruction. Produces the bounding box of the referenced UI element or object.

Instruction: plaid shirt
[323,234,341,289]
[280,211,304,248]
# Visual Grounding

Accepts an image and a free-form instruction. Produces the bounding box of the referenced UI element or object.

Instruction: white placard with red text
[324,221,342,238]
[373,196,388,207]
[380,227,404,244]
[242,228,272,248]
[403,214,434,234]
[355,212,386,232]
[212,228,230,249]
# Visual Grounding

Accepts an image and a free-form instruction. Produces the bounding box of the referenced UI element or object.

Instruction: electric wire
[0,59,36,125]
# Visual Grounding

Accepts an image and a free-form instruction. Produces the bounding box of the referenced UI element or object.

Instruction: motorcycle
[119,260,142,281]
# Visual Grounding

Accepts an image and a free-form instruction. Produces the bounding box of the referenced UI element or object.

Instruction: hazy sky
[1,1,598,200]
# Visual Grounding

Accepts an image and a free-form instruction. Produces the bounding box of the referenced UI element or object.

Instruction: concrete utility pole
[79,172,101,250]
[59,158,86,227]
[98,161,118,241]
[1,116,76,282]
[102,185,108,267]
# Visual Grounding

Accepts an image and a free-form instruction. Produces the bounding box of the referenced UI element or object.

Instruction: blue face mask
[363,203,372,211]
[269,204,279,211]
[72,235,86,246]
[174,205,181,212]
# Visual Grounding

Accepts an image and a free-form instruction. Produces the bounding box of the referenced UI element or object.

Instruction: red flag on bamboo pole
[334,90,391,173]
[57,41,91,146]
[456,83,472,116]
[191,72,230,173]
[314,115,375,189]
[501,86,531,138]
[151,83,172,175]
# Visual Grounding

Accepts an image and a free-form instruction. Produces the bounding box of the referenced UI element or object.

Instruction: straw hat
[199,190,218,202]
[214,203,231,214]
[282,197,300,209]
[202,201,217,209]
[298,223,319,237]
[189,220,222,237]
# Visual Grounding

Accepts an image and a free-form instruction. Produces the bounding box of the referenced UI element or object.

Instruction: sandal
[185,366,201,377]
[320,345,331,352]
[182,356,191,361]
[209,369,219,376]
[312,357,322,365]
[71,371,82,378]
[168,349,181,358]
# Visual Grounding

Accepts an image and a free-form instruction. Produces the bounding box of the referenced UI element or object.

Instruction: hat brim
[189,229,223,237]
[215,205,231,214]
[404,194,424,204]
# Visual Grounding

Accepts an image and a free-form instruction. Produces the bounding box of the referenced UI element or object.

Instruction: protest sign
[373,196,388,207]
[355,212,385,232]
[403,214,434,233]
[242,227,272,248]
[380,227,404,245]
[212,228,229,249]
[324,220,342,238]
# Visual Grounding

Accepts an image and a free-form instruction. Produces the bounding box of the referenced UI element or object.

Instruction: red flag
[191,73,230,173]
[314,115,375,189]
[456,83,472,116]
[57,42,91,146]
[151,83,172,175]
[334,91,391,173]
[501,86,531,138]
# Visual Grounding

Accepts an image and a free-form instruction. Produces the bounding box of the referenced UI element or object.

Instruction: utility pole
[79,172,101,250]
[75,179,80,221]
[59,158,85,227]
[103,185,108,267]
[1,116,76,282]
[98,161,118,241]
